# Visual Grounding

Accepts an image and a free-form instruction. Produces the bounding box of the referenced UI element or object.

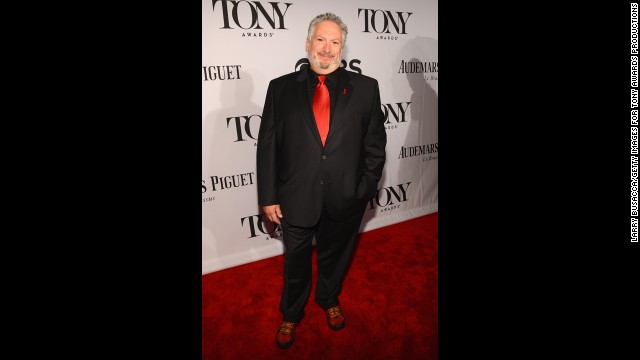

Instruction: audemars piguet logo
[397,60,438,80]
[211,0,292,38]
[397,60,438,73]
[367,182,411,212]
[202,172,256,194]
[398,143,439,161]
[202,171,256,204]
[203,65,242,81]
[357,9,412,40]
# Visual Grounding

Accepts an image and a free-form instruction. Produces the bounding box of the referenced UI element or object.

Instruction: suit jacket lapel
[295,70,323,147]
[326,68,354,145]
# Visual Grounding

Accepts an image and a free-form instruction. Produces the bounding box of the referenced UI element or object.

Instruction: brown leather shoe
[276,321,297,349]
[326,305,345,330]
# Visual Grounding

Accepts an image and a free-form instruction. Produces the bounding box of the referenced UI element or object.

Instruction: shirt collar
[308,66,339,85]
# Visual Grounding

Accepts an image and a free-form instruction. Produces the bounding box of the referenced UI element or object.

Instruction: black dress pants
[279,203,366,323]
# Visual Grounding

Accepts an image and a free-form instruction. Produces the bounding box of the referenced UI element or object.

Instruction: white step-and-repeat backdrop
[203,0,438,274]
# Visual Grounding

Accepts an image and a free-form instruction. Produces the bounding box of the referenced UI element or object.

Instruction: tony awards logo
[357,8,412,40]
[367,182,411,213]
[211,0,293,37]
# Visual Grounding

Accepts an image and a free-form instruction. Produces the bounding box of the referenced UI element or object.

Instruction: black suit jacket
[257,67,386,227]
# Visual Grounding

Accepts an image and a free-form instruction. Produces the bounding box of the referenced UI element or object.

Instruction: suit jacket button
[322,155,327,160]
[320,180,324,185]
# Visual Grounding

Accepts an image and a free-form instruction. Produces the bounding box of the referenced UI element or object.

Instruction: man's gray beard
[309,54,340,71]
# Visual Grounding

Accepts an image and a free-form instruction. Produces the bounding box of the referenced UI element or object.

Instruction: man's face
[305,20,343,74]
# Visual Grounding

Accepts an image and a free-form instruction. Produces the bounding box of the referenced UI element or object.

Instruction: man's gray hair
[307,12,348,47]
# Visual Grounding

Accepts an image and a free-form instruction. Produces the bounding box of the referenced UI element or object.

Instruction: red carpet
[202,212,438,359]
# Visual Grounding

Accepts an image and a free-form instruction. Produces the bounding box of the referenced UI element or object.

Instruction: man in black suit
[257,12,386,349]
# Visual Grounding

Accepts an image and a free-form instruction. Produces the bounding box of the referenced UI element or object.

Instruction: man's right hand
[262,204,283,225]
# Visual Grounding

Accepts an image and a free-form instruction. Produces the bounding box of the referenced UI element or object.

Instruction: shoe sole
[328,320,345,331]
[276,339,294,349]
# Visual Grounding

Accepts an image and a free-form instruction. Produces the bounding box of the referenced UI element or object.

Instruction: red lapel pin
[343,88,347,94]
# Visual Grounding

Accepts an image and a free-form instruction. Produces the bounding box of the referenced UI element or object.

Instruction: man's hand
[263,204,283,225]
